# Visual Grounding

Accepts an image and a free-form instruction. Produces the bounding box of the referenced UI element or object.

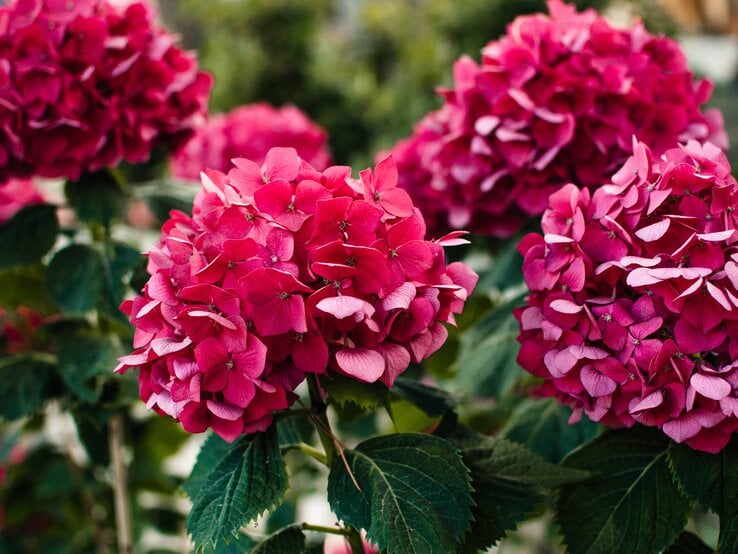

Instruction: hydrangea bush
[390,0,727,238]
[0,0,212,180]
[171,102,332,180]
[118,147,476,441]
[2,0,738,553]
[516,139,738,453]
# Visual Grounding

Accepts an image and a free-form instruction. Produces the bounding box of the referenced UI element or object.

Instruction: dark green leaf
[668,435,738,516]
[202,532,257,553]
[250,525,305,554]
[46,244,105,314]
[437,420,588,487]
[57,332,123,402]
[73,411,110,467]
[466,472,541,551]
[106,241,144,304]
[187,428,289,550]
[469,437,588,489]
[327,433,472,554]
[456,437,543,551]
[475,237,523,293]
[501,398,601,463]
[665,531,713,554]
[718,512,738,554]
[136,180,197,221]
[321,374,388,411]
[0,355,60,419]
[0,265,56,311]
[455,297,524,398]
[0,204,59,268]
[392,376,454,416]
[184,433,245,501]
[276,418,303,448]
[65,171,128,228]
[558,427,690,554]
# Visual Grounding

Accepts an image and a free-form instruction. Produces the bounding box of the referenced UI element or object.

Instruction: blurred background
[157,0,738,171]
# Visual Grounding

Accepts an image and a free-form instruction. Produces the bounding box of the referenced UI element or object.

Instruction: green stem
[301,523,349,536]
[306,374,335,463]
[281,442,328,466]
[109,413,133,554]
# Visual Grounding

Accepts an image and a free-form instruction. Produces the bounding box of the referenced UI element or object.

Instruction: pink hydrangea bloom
[118,147,476,441]
[324,532,377,554]
[0,178,44,223]
[0,0,212,181]
[171,102,332,181]
[390,0,727,238]
[516,138,738,453]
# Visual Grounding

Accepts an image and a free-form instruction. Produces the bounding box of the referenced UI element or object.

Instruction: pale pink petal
[635,219,670,242]
[581,365,617,397]
[316,295,376,320]
[335,348,385,383]
[663,414,702,443]
[690,373,732,400]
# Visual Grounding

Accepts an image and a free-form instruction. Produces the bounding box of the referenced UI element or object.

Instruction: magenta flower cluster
[170,102,332,181]
[390,0,727,238]
[117,147,476,441]
[516,139,738,453]
[0,0,212,181]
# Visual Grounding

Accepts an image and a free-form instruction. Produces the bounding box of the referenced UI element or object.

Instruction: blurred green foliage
[162,0,613,169]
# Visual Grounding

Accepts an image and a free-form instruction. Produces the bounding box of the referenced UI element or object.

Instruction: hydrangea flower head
[118,147,476,441]
[390,0,727,238]
[171,102,332,181]
[0,0,212,180]
[516,138,738,453]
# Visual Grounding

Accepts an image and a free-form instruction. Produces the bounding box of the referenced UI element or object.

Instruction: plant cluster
[2,0,738,553]
[390,0,726,237]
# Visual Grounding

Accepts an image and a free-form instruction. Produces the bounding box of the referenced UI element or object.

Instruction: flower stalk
[109,413,133,554]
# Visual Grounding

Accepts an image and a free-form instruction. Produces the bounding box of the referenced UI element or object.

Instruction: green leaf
[187,428,289,550]
[388,398,439,433]
[455,437,543,550]
[250,525,305,554]
[276,418,304,448]
[392,376,454,416]
[435,419,584,550]
[475,236,523,293]
[664,531,713,554]
[668,435,738,516]
[718,512,738,554]
[46,244,105,314]
[203,532,257,553]
[0,265,56,311]
[455,297,524,398]
[136,180,197,220]
[501,398,601,463]
[0,354,60,419]
[105,241,144,304]
[57,332,123,402]
[184,433,246,501]
[327,433,472,554]
[470,437,589,489]
[321,374,388,412]
[0,204,59,269]
[65,171,128,228]
[558,427,690,554]
[438,420,588,487]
